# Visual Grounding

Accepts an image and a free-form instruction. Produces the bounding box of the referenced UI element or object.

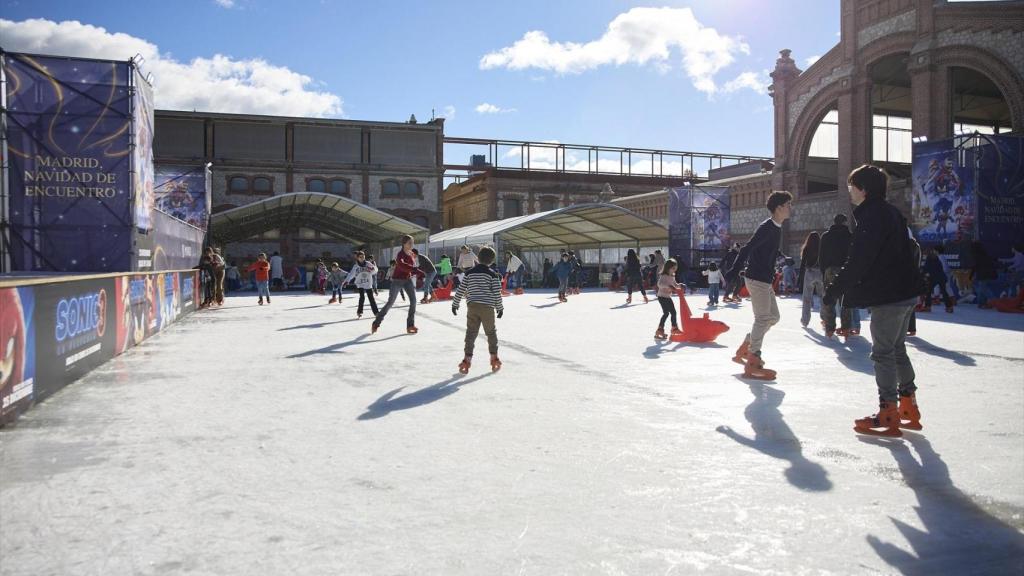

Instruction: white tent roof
[210,192,429,245]
[429,203,667,249]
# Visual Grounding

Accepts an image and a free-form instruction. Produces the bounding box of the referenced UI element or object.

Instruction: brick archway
[933,46,1024,133]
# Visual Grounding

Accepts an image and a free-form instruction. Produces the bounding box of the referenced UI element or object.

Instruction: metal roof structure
[209,192,429,245]
[429,203,667,250]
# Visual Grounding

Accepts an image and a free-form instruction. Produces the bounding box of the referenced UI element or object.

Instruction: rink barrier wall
[0,269,201,427]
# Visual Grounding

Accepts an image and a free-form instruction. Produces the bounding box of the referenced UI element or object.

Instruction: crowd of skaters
[199,162,1024,438]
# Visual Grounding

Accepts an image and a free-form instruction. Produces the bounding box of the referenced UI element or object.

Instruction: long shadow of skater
[716,382,832,492]
[906,337,976,367]
[357,373,492,420]
[286,333,405,358]
[803,329,874,375]
[278,317,364,331]
[643,341,726,359]
[861,435,1024,575]
[531,302,562,309]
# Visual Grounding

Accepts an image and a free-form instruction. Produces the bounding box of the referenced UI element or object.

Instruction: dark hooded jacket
[824,197,921,308]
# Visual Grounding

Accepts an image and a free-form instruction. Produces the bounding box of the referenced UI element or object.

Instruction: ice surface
[2,288,1023,575]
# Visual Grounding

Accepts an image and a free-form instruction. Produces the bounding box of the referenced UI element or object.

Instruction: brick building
[768,0,1024,252]
[153,111,445,262]
[442,170,694,229]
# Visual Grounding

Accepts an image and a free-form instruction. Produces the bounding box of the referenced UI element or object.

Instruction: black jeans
[658,296,677,330]
[926,279,953,308]
[627,274,646,299]
[357,288,378,315]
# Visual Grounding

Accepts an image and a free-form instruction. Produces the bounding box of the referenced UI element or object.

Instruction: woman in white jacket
[344,251,379,317]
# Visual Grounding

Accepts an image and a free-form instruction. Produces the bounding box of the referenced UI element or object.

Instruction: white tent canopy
[429,203,667,251]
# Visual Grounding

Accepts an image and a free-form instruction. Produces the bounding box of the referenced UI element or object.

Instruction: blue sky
[2,0,843,159]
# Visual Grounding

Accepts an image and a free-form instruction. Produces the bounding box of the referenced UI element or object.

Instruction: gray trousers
[801,268,824,326]
[374,278,417,328]
[822,267,852,331]
[868,299,917,403]
[745,279,780,354]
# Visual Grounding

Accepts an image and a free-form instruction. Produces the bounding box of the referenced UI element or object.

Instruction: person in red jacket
[372,235,424,334]
[246,252,272,305]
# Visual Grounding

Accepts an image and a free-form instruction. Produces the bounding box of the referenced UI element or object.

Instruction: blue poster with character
[911,139,974,245]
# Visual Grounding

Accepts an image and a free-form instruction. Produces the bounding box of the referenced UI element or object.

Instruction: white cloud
[0,18,343,117]
[805,55,821,67]
[479,7,750,95]
[441,105,456,121]
[214,0,235,7]
[722,71,767,94]
[475,102,517,114]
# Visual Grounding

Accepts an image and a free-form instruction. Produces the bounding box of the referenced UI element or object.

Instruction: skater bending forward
[728,190,793,380]
[824,164,923,437]
[452,246,504,373]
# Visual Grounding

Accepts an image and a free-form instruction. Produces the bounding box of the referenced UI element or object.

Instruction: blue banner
[974,134,1024,258]
[155,165,209,229]
[133,67,155,231]
[3,53,134,272]
[691,186,731,251]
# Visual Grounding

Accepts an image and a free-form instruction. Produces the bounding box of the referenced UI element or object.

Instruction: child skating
[246,253,272,305]
[727,191,793,381]
[451,246,504,373]
[550,253,573,302]
[316,259,328,295]
[327,262,347,304]
[655,259,682,340]
[703,262,723,306]
[344,251,378,318]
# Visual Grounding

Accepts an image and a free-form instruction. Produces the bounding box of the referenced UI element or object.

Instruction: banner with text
[3,53,134,272]
[974,134,1024,257]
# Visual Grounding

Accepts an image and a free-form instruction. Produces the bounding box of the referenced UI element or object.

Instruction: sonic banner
[3,54,135,272]
[912,139,975,245]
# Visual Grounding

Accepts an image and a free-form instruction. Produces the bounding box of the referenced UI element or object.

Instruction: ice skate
[898,395,923,430]
[258,297,264,305]
[741,353,777,381]
[371,322,379,334]
[266,297,271,304]
[626,296,632,304]
[945,305,954,313]
[407,326,419,334]
[670,327,683,338]
[328,297,337,304]
[850,329,860,336]
[654,328,667,340]
[854,402,902,437]
[458,357,471,374]
[490,355,502,372]
[907,330,916,336]
[732,339,750,365]
[643,295,649,304]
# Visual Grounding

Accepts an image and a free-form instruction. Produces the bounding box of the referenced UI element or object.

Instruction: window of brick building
[540,197,558,212]
[229,176,248,193]
[503,198,523,218]
[330,179,350,197]
[808,109,839,159]
[403,181,421,197]
[307,178,326,193]
[253,177,272,193]
[872,114,912,163]
[381,180,400,197]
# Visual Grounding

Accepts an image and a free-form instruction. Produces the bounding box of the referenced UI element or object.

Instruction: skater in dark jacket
[824,164,923,437]
[921,247,954,313]
[452,246,504,374]
[721,244,742,303]
[550,253,573,302]
[728,191,793,380]
[819,214,853,335]
[624,249,649,305]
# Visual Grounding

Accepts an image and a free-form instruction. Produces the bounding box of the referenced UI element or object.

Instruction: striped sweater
[452,263,504,313]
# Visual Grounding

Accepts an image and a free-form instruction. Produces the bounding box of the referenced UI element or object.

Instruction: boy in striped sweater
[452,246,504,374]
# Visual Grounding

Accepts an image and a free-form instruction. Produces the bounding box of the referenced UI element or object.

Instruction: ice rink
[2,287,1023,575]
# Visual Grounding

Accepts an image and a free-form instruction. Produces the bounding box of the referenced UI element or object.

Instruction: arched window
[307,178,326,193]
[808,109,839,159]
[252,177,272,193]
[381,180,400,197]
[330,179,349,197]
[229,176,248,193]
[403,181,421,197]
[540,197,558,212]
[503,197,523,218]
